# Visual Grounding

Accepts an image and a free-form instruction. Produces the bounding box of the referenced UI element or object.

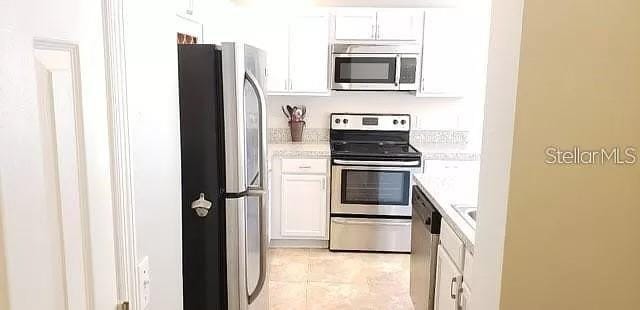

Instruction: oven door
[331,164,415,216]
[332,54,399,90]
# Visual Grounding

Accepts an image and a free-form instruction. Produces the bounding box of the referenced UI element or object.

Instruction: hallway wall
[123,0,184,309]
[500,0,640,309]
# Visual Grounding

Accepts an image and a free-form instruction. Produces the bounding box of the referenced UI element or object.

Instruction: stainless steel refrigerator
[178,42,268,310]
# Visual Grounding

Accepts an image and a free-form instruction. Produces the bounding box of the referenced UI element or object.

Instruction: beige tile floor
[268,248,414,310]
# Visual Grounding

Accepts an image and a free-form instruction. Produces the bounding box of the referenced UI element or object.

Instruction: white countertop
[412,160,480,253]
[267,144,331,170]
[268,143,330,158]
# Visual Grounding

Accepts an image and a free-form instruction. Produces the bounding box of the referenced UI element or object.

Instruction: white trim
[268,91,332,97]
[33,39,95,310]
[0,177,8,310]
[101,0,139,308]
[471,0,524,309]
[269,239,328,248]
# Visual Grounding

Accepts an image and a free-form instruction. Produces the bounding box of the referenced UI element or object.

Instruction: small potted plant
[281,105,307,142]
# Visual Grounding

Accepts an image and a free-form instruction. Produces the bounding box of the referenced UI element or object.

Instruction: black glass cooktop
[331,141,421,160]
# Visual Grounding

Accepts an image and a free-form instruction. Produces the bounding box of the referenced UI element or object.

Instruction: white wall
[268,92,485,151]
[268,93,469,130]
[498,0,640,308]
[471,0,524,307]
[124,1,184,309]
[0,0,118,308]
[0,180,8,309]
[200,0,243,43]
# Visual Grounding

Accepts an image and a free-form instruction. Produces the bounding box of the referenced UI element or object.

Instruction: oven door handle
[332,159,421,167]
[332,218,411,226]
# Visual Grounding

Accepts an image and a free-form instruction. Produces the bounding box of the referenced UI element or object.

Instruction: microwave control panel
[399,58,417,83]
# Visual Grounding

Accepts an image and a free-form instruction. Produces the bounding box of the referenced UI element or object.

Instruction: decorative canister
[289,121,305,142]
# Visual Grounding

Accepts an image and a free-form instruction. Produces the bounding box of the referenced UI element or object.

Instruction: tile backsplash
[268,128,329,144]
[268,128,469,145]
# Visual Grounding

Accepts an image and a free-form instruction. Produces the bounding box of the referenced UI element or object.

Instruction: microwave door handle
[394,54,401,89]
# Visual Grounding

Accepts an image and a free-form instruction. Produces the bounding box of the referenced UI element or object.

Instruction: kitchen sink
[452,204,478,228]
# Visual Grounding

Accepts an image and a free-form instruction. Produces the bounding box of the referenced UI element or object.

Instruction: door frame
[101,0,140,308]
[472,0,525,309]
[33,38,97,310]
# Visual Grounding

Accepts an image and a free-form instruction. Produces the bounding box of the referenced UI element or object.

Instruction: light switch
[138,256,151,309]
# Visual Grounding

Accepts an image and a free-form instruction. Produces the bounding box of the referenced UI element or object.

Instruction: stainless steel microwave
[331,43,420,91]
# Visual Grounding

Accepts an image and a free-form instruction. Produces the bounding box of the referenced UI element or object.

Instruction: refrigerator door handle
[244,69,268,304]
[246,191,267,304]
[245,70,268,192]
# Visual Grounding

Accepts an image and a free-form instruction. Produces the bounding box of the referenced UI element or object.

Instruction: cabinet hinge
[119,301,130,310]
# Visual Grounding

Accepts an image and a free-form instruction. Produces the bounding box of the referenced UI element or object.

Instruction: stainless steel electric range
[329,113,422,253]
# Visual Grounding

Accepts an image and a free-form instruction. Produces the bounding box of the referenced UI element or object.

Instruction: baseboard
[269,239,329,249]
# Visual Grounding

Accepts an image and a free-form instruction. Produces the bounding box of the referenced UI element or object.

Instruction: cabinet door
[288,14,330,93]
[262,17,290,93]
[460,282,472,310]
[420,8,465,97]
[280,174,328,239]
[435,245,462,310]
[376,10,423,41]
[177,0,194,16]
[334,9,377,40]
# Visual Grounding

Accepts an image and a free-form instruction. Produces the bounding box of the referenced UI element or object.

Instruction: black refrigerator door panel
[178,44,227,310]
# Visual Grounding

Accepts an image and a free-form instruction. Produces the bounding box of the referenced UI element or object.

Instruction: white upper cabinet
[376,10,424,41]
[289,15,330,93]
[334,9,377,40]
[419,8,466,97]
[176,0,195,17]
[333,9,423,42]
[261,12,330,95]
[263,19,290,93]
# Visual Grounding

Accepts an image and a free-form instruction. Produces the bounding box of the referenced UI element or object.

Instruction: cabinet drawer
[330,217,411,252]
[440,220,464,268]
[282,158,327,174]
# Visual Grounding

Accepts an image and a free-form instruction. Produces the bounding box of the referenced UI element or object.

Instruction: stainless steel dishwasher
[410,185,442,310]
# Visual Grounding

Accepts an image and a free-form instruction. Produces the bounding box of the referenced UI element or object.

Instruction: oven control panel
[331,114,411,131]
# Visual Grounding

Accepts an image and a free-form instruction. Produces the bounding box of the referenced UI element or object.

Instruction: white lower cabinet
[436,220,474,310]
[270,157,329,244]
[435,244,462,310]
[280,173,328,238]
[460,282,471,310]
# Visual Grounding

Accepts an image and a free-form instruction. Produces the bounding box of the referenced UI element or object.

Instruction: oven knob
[401,120,407,125]
[343,119,349,124]
[335,118,341,124]
[393,119,399,125]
